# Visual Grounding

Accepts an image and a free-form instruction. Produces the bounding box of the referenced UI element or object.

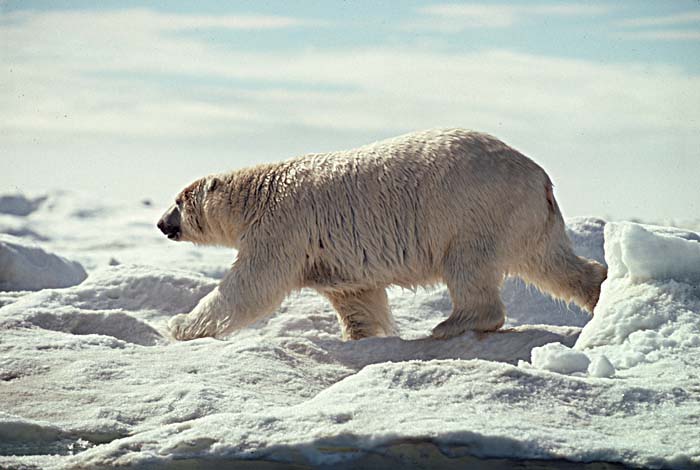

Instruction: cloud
[613,11,700,41]
[2,8,699,219]
[142,12,311,30]
[615,30,700,41]
[617,11,700,28]
[405,3,612,31]
[2,8,312,32]
[413,4,519,28]
[3,8,698,140]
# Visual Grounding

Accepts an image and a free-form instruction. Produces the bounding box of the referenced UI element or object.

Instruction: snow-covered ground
[0,191,698,469]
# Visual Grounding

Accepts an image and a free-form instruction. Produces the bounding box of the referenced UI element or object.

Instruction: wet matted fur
[159,129,607,341]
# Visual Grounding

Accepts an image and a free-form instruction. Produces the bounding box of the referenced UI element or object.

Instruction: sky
[1,0,699,221]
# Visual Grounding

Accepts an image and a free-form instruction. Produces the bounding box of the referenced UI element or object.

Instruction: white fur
[164,129,607,341]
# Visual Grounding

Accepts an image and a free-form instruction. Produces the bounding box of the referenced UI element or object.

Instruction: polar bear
[158,129,606,341]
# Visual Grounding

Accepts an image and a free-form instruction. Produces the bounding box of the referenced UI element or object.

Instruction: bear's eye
[175,197,183,207]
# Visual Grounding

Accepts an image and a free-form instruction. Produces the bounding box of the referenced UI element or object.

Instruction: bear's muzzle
[157,205,181,241]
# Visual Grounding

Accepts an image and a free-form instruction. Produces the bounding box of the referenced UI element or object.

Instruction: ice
[0,234,87,291]
[0,194,47,216]
[3,191,231,275]
[587,354,615,378]
[0,264,216,345]
[529,342,590,375]
[0,413,64,443]
[1,192,699,469]
[576,222,700,371]
[605,222,700,283]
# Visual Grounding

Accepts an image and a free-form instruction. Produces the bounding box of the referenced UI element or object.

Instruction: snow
[575,223,700,374]
[0,194,47,217]
[0,234,87,291]
[587,354,615,378]
[0,191,699,469]
[529,342,591,375]
[605,222,700,283]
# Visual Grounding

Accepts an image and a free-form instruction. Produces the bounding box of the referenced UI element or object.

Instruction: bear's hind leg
[432,244,505,340]
[324,287,397,340]
[519,246,607,313]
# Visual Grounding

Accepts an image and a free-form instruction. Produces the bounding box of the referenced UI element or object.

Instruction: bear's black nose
[157,205,181,240]
[157,218,175,236]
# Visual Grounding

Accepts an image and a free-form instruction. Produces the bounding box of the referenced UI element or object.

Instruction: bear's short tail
[545,180,556,213]
[518,177,607,313]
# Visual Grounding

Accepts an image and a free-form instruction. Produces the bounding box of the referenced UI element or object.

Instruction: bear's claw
[168,313,193,341]
[431,319,467,340]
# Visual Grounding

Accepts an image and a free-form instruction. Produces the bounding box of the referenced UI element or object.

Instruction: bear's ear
[207,177,221,192]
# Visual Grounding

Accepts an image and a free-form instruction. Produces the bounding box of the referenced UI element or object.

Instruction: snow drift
[0,191,698,470]
[0,194,47,217]
[577,223,700,368]
[0,234,87,291]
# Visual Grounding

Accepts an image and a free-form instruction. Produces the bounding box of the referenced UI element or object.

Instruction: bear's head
[157,175,229,246]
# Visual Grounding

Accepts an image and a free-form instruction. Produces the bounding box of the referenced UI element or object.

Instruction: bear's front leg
[168,250,298,341]
[169,287,228,340]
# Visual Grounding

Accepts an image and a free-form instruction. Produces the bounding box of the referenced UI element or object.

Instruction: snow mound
[524,342,616,379]
[66,356,698,469]
[0,235,87,291]
[69,265,217,314]
[0,265,215,345]
[2,198,700,470]
[0,413,93,458]
[606,222,700,282]
[565,216,607,262]
[0,190,234,275]
[0,221,50,241]
[26,311,163,347]
[529,342,591,375]
[587,354,616,378]
[0,194,46,216]
[0,413,64,443]
[576,222,700,369]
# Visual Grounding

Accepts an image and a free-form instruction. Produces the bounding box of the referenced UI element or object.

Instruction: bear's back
[259,129,551,288]
[284,128,546,216]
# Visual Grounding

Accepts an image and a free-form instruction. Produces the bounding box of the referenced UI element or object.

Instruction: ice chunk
[0,264,216,343]
[0,413,94,457]
[605,222,700,283]
[0,194,46,216]
[587,355,615,378]
[0,234,87,291]
[576,222,700,369]
[529,342,590,374]
[0,413,64,442]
